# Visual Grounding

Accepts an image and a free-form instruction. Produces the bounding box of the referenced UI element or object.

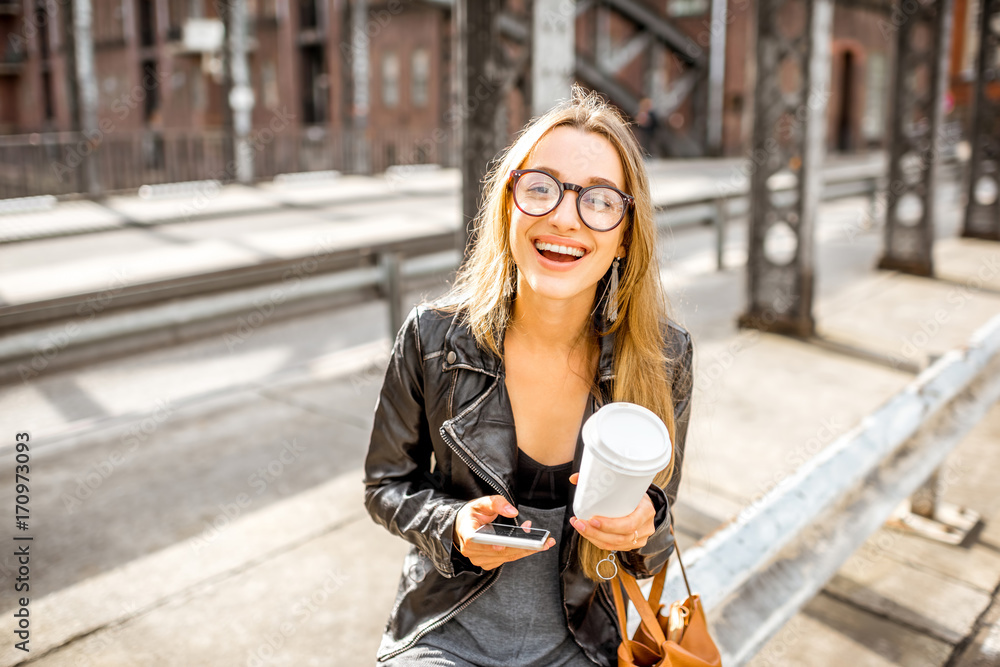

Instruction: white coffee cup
[573,402,673,520]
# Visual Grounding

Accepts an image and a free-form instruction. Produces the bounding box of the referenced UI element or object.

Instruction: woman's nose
[548,191,582,229]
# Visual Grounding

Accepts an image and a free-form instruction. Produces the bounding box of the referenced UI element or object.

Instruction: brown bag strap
[610,573,636,662]
[619,570,669,647]
[647,523,691,608]
[649,550,667,607]
[669,524,694,600]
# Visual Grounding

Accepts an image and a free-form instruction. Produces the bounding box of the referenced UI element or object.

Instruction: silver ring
[596,552,618,580]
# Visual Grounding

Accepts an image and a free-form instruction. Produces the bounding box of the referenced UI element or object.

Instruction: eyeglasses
[509,169,634,232]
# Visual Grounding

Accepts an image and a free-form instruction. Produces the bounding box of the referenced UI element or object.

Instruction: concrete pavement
[1,160,999,665]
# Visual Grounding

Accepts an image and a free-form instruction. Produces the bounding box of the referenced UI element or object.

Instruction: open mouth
[534,240,586,263]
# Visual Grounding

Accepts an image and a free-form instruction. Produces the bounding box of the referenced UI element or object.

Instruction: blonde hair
[439,85,679,581]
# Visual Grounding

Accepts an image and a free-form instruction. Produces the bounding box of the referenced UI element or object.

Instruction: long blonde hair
[439,85,680,581]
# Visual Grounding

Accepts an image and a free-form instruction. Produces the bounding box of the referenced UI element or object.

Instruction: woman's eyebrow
[534,165,619,189]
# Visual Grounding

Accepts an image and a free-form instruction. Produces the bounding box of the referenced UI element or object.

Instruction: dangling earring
[605,256,620,323]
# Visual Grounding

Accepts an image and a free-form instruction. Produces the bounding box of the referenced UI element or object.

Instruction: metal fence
[650,313,1000,665]
[0,127,459,199]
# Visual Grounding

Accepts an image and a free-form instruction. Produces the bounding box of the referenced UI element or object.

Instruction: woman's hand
[452,495,556,570]
[567,473,656,551]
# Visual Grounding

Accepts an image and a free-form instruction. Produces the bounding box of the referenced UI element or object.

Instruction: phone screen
[475,524,548,543]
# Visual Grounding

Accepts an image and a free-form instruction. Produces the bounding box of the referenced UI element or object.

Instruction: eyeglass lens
[514,171,625,230]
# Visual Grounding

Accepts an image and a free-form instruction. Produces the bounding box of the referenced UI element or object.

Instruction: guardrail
[655,165,884,270]
[0,163,894,340]
[0,243,461,382]
[0,128,458,200]
[648,313,1000,665]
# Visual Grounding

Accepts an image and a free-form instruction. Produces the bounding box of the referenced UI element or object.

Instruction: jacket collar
[442,301,617,382]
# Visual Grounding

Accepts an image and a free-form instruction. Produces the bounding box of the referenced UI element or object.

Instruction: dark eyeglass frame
[509,169,634,232]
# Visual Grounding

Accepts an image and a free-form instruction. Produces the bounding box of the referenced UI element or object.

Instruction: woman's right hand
[452,495,556,570]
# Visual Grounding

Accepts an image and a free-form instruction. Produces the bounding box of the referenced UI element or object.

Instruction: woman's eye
[528,185,553,196]
[586,193,613,210]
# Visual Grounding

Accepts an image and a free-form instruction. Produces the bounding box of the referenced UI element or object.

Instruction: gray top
[397,503,597,667]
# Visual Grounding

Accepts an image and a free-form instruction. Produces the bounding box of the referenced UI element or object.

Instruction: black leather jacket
[363,301,694,665]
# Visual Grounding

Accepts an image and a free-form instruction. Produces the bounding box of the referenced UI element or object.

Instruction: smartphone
[468,523,551,551]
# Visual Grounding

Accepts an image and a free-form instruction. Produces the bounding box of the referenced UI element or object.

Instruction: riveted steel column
[963,0,1000,241]
[738,0,833,338]
[457,0,508,258]
[878,0,954,275]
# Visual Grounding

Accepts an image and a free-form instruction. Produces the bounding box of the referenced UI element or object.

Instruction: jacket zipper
[380,425,515,660]
[380,565,503,660]
[440,423,516,508]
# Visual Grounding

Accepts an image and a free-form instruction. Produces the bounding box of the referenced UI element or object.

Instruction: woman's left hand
[567,473,656,551]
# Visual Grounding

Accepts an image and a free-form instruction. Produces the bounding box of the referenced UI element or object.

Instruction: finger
[583,495,655,534]
[569,473,579,485]
[570,517,646,550]
[469,495,519,525]
[470,538,555,569]
[520,520,532,531]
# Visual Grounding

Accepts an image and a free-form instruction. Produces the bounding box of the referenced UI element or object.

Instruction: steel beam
[878,0,954,275]
[532,0,574,114]
[963,0,1000,241]
[349,0,371,175]
[575,0,708,156]
[70,0,101,196]
[456,1,530,257]
[739,0,833,338]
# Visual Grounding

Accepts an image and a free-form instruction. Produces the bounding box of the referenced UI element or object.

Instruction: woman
[364,86,694,666]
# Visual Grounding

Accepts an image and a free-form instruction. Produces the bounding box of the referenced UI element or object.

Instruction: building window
[667,0,708,17]
[167,0,187,41]
[301,45,328,124]
[299,0,318,29]
[138,0,156,46]
[94,1,126,45]
[411,48,429,108]
[961,0,980,77]
[382,52,399,108]
[862,53,886,142]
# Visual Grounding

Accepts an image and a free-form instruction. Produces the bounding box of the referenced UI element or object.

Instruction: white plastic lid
[582,402,672,474]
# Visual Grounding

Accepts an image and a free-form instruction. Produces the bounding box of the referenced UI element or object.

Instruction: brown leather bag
[610,527,723,667]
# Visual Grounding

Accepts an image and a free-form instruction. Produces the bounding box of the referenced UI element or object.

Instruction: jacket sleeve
[363,307,472,579]
[619,325,694,579]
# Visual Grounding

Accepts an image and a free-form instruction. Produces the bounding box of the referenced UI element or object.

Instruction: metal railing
[655,165,885,271]
[648,313,1000,665]
[0,127,459,199]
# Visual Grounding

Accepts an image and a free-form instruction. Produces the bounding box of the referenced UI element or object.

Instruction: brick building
[0,0,983,197]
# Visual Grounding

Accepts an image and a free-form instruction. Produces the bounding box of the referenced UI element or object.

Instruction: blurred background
[1,1,1000,666]
[0,0,982,194]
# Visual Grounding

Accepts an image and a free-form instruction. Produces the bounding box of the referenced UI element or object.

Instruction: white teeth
[533,241,585,258]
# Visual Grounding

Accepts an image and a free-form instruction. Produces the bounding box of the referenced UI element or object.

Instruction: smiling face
[508,126,629,308]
